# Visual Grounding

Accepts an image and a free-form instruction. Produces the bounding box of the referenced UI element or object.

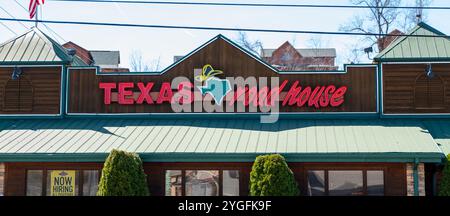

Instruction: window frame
[25,168,101,196]
[306,168,386,196]
[164,169,241,196]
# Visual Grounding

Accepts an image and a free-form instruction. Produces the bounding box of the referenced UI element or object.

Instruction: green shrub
[439,155,450,196]
[97,149,150,196]
[249,154,299,196]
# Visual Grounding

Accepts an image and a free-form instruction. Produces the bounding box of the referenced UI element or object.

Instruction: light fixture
[11,67,22,80]
[426,64,434,78]
[364,47,373,60]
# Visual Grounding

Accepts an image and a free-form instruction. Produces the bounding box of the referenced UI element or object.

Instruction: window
[165,170,182,196]
[185,170,219,196]
[415,74,445,109]
[83,170,99,196]
[46,170,80,196]
[367,171,384,196]
[329,171,363,196]
[223,170,239,196]
[307,170,385,196]
[307,170,325,196]
[26,170,43,196]
[165,170,240,196]
[3,77,34,112]
[25,169,100,196]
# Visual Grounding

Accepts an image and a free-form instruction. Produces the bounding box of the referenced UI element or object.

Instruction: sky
[0,0,450,70]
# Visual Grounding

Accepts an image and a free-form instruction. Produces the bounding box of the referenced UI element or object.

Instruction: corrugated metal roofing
[90,50,120,67]
[0,119,444,162]
[261,48,337,58]
[375,22,450,61]
[423,120,450,156]
[0,28,87,66]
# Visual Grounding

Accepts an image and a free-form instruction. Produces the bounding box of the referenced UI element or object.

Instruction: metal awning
[0,119,445,163]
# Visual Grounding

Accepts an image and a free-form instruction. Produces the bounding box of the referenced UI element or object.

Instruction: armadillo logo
[195,64,232,105]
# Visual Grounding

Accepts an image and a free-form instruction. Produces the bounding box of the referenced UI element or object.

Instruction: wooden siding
[383,63,450,114]
[0,67,61,114]
[68,38,377,114]
[4,162,406,196]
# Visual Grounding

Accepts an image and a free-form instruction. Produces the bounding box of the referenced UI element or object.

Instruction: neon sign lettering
[99,80,347,108]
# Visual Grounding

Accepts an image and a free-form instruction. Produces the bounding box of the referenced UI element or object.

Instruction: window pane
[307,170,325,196]
[26,170,43,196]
[367,171,384,196]
[83,170,99,196]
[329,171,363,196]
[185,170,219,196]
[46,170,79,196]
[165,170,182,196]
[223,170,239,196]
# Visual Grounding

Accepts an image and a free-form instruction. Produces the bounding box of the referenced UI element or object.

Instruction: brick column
[406,163,425,196]
[0,163,4,196]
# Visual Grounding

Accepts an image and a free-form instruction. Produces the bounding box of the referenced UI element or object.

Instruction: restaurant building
[0,22,449,196]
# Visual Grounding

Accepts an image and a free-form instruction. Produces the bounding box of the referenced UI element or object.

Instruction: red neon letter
[297,86,311,107]
[330,86,347,107]
[282,81,301,106]
[176,81,194,104]
[157,82,173,104]
[118,82,134,105]
[99,82,116,105]
[308,86,326,108]
[136,82,154,104]
[319,85,336,107]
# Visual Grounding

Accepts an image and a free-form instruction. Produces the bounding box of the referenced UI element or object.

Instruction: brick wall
[0,163,4,196]
[406,163,425,196]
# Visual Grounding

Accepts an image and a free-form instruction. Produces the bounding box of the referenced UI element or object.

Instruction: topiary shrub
[439,154,450,196]
[249,154,299,196]
[97,149,150,196]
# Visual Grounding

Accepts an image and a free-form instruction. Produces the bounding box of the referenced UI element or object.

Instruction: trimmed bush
[97,149,150,196]
[439,155,450,196]
[249,154,299,196]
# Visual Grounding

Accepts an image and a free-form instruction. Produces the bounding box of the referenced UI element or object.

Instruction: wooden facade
[3,162,407,196]
[0,67,61,115]
[67,38,377,114]
[383,63,450,114]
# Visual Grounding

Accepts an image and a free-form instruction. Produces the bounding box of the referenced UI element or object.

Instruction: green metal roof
[0,27,87,66]
[422,120,450,157]
[0,119,444,162]
[374,22,450,62]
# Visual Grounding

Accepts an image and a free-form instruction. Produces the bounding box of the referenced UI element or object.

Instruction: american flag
[29,0,45,19]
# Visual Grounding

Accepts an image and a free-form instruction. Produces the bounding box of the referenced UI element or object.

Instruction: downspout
[413,158,420,196]
[376,61,383,118]
[61,64,67,119]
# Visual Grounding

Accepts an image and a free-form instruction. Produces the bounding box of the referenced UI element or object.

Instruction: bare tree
[341,0,433,58]
[306,36,335,70]
[130,50,161,72]
[340,0,402,52]
[235,31,264,57]
[400,0,432,31]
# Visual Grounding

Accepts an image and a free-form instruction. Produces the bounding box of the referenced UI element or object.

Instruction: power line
[11,0,94,63]
[0,5,28,29]
[48,0,450,10]
[0,17,448,38]
[0,22,17,36]
[13,0,66,43]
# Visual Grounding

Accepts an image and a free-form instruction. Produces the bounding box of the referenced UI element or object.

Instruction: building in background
[262,41,338,71]
[62,42,129,72]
